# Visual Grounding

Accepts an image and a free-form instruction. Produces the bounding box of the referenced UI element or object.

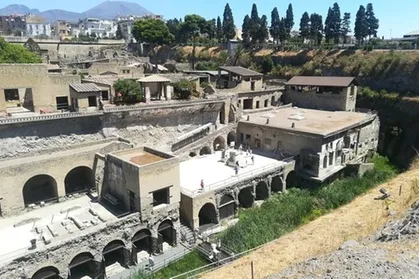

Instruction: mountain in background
[0,1,153,22]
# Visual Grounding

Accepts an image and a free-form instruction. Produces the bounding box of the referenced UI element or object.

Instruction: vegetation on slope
[0,37,42,63]
[221,155,398,252]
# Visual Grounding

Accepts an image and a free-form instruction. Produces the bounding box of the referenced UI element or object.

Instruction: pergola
[138,75,172,102]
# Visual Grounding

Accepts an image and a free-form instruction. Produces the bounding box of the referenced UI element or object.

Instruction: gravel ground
[269,202,419,279]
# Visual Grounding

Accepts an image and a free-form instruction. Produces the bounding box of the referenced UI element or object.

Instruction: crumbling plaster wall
[0,102,222,160]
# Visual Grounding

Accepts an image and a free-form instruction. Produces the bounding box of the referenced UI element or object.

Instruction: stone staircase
[179,223,196,247]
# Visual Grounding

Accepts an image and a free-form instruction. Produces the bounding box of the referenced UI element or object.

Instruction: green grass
[133,251,208,279]
[221,155,399,253]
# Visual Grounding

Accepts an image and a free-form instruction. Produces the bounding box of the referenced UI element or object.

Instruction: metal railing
[0,111,103,124]
[103,99,223,113]
[182,162,282,197]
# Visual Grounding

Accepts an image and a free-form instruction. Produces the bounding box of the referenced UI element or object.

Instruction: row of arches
[23,166,95,207]
[198,176,284,227]
[190,131,237,158]
[31,220,176,279]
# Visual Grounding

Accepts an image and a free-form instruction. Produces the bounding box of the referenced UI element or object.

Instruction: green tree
[183,14,207,70]
[114,79,143,105]
[203,19,216,40]
[227,44,250,67]
[299,12,310,42]
[331,2,341,44]
[222,3,236,41]
[279,18,288,44]
[116,24,123,40]
[285,4,294,39]
[341,12,351,44]
[241,15,251,46]
[354,5,368,43]
[216,16,223,43]
[310,13,323,46]
[0,37,42,63]
[258,15,269,43]
[172,79,194,99]
[132,18,174,72]
[324,7,333,43]
[260,55,274,74]
[270,7,281,45]
[167,18,183,43]
[366,3,379,39]
[248,3,261,44]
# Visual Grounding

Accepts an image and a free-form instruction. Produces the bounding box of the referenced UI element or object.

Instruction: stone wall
[0,211,180,279]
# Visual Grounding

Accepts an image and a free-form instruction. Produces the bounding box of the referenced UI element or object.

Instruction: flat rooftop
[0,195,116,266]
[180,151,284,197]
[241,107,375,137]
[112,147,173,167]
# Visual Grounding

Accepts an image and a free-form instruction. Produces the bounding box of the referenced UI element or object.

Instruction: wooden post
[399,185,402,196]
[251,261,254,279]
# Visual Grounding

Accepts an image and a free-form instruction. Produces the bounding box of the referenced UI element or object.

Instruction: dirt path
[203,168,419,279]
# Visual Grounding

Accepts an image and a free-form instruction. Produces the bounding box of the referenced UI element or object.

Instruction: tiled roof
[70,83,102,93]
[82,78,116,86]
[137,75,172,83]
[286,76,357,87]
[219,66,263,77]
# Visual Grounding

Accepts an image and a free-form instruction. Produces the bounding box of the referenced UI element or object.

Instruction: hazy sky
[1,0,417,38]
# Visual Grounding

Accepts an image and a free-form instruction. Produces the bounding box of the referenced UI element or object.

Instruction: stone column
[281,177,287,193]
[145,86,151,103]
[163,83,168,100]
[151,237,159,254]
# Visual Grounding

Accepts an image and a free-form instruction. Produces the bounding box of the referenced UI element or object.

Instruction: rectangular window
[88,96,97,107]
[256,101,260,109]
[56,96,69,110]
[101,90,109,101]
[4,89,19,101]
[152,187,170,207]
[264,99,268,107]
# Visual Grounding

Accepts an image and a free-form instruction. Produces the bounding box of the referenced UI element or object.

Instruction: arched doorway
[189,152,197,158]
[271,96,276,106]
[213,136,226,151]
[198,203,218,227]
[132,229,152,253]
[158,220,176,250]
[286,171,299,188]
[238,187,254,208]
[68,252,95,279]
[64,166,95,195]
[23,175,58,206]
[227,131,237,146]
[219,194,236,220]
[103,240,127,271]
[271,176,283,193]
[255,181,269,201]
[31,266,60,279]
[199,146,211,156]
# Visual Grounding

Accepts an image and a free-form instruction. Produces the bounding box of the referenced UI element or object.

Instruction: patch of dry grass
[202,168,419,279]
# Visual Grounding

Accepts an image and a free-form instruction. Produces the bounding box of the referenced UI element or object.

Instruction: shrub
[195,61,219,70]
[172,79,194,100]
[260,55,274,74]
[114,79,143,105]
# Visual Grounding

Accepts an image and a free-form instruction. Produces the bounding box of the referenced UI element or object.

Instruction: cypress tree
[249,3,261,43]
[354,5,368,43]
[299,12,310,42]
[341,13,351,44]
[366,3,379,39]
[270,7,281,44]
[242,15,251,45]
[223,3,236,41]
[216,16,223,43]
[332,2,341,44]
[285,4,294,38]
[259,15,269,43]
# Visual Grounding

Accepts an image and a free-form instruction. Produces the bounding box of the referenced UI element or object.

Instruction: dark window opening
[4,89,19,101]
[56,96,68,110]
[332,87,340,94]
[152,187,170,207]
[316,87,323,94]
[256,101,260,109]
[251,81,255,91]
[323,156,328,168]
[264,99,268,107]
[243,99,253,110]
[329,152,334,166]
[88,96,97,107]
[102,90,109,101]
